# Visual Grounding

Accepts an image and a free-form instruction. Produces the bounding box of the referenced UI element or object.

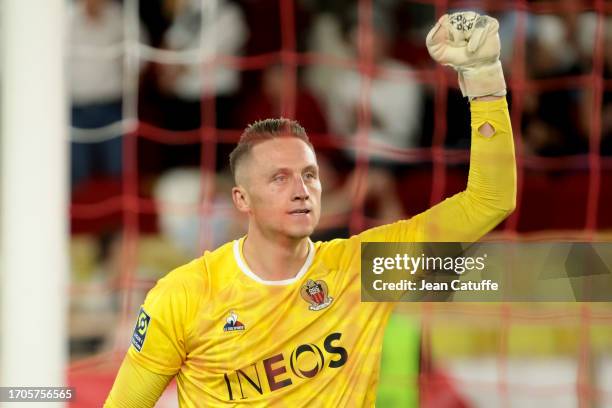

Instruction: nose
[291,175,309,201]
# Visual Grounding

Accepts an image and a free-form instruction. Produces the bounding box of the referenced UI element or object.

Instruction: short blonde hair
[229,118,314,182]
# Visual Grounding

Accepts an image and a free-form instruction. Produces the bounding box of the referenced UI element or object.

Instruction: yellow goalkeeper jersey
[115,98,516,407]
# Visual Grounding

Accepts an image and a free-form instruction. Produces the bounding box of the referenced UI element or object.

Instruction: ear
[232,186,250,214]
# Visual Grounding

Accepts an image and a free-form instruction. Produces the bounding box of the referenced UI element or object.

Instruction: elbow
[471,195,516,227]
[466,188,517,221]
[503,194,517,215]
[481,201,514,231]
[495,195,516,221]
[504,183,518,216]
[495,178,517,219]
[500,203,515,220]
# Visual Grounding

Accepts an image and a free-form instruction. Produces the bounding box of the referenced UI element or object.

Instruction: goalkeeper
[106,11,515,407]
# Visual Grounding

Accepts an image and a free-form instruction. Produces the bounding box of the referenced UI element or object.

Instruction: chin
[282,217,319,239]
[286,229,314,240]
[284,224,316,240]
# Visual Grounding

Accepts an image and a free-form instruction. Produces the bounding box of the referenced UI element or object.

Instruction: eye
[304,171,317,180]
[273,174,287,183]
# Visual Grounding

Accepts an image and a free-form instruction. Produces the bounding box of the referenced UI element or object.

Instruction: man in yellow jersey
[106,11,515,407]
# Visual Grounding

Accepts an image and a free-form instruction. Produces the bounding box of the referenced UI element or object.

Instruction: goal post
[0,0,68,401]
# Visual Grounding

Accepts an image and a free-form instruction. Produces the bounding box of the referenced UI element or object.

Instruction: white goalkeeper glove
[426,11,506,99]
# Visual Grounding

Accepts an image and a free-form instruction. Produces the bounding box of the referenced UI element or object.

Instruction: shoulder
[157,239,235,290]
[202,239,235,266]
[161,257,206,287]
[154,239,235,291]
[316,236,353,251]
[314,236,361,264]
[146,256,207,310]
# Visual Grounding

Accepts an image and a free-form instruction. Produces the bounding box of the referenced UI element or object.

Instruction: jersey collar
[233,237,315,286]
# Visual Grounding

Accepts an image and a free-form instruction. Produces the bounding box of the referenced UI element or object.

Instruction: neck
[242,228,310,282]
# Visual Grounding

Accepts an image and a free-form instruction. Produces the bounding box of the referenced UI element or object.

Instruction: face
[232,137,322,241]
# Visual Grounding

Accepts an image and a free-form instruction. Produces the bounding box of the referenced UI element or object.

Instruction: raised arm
[358,12,515,243]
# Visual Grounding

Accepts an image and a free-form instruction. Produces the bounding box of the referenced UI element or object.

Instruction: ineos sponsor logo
[223,332,348,400]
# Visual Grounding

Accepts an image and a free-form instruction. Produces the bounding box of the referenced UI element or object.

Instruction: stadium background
[11,0,612,406]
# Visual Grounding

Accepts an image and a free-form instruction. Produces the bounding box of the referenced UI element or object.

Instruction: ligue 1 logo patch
[301,279,333,311]
[131,307,150,352]
[223,311,245,332]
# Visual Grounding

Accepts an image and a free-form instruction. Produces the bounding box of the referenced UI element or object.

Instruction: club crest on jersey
[223,311,245,332]
[301,279,333,311]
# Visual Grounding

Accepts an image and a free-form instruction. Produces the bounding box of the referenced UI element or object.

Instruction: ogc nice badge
[301,279,333,311]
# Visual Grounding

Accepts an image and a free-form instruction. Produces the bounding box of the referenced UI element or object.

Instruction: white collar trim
[233,238,315,286]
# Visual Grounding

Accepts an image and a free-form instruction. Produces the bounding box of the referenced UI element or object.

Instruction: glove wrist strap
[458,60,506,99]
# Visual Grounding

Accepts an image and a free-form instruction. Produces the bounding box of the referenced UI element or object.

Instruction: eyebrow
[302,165,319,173]
[267,164,318,176]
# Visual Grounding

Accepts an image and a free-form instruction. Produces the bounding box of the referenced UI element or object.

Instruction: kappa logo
[300,279,333,311]
[223,311,245,332]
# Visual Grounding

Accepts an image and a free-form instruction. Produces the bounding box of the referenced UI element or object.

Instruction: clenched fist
[426,11,506,99]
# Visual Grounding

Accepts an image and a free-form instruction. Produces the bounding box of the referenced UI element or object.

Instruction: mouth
[288,209,311,215]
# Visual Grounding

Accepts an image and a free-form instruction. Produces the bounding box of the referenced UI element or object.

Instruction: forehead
[249,137,317,171]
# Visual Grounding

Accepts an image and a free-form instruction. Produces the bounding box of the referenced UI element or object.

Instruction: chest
[187,264,365,373]
[177,252,391,402]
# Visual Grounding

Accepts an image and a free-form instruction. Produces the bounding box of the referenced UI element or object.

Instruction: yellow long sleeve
[104,354,173,408]
[414,97,516,241]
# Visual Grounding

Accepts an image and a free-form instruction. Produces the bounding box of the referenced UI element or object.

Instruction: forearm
[411,97,516,241]
[104,355,172,408]
[466,97,516,213]
[472,96,503,136]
